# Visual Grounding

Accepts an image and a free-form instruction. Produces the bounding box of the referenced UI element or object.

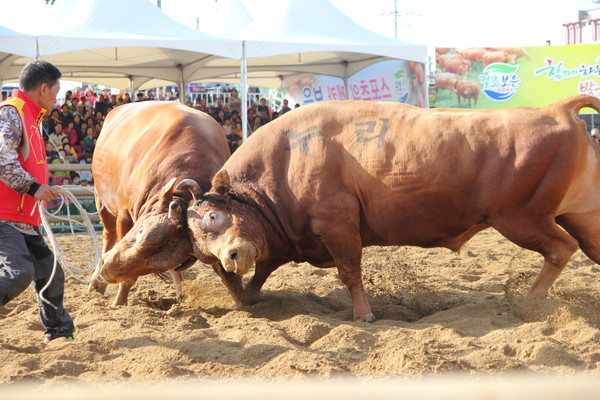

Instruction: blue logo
[479,63,521,102]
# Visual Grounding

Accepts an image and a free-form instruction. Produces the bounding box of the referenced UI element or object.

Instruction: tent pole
[35,37,40,60]
[343,61,349,100]
[241,41,248,141]
[177,64,185,103]
[128,75,134,98]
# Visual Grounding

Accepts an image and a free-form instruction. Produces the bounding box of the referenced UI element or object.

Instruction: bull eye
[202,210,224,232]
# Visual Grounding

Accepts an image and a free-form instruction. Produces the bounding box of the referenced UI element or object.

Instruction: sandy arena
[1,228,600,397]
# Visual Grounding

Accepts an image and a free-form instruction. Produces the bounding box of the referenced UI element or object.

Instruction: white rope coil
[36,185,103,308]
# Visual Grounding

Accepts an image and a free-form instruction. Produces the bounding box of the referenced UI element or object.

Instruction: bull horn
[176,179,203,201]
[168,201,182,220]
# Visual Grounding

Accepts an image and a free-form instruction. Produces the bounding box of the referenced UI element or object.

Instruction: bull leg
[170,269,184,300]
[89,205,117,294]
[312,200,373,322]
[112,277,137,306]
[245,260,281,303]
[211,262,246,308]
[493,217,579,298]
[557,212,600,264]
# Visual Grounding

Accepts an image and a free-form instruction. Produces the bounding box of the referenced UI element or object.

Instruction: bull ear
[159,177,177,205]
[212,170,231,196]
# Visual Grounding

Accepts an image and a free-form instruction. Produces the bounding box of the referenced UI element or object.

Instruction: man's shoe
[42,334,75,344]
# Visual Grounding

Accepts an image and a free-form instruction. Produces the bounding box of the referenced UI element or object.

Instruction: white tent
[187,0,427,89]
[0,0,242,97]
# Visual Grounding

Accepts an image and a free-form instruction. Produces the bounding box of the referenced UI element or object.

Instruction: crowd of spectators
[42,84,293,187]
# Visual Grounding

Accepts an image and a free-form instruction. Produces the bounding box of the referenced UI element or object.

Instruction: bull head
[99,177,193,283]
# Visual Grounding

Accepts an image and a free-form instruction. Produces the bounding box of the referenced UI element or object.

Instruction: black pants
[0,222,74,338]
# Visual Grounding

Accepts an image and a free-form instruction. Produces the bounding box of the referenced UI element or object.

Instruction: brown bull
[179,95,600,321]
[92,101,230,305]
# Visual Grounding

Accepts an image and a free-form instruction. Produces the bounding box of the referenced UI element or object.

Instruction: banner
[283,60,428,107]
[434,44,600,111]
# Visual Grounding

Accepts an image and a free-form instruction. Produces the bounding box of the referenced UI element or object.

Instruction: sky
[156,0,599,47]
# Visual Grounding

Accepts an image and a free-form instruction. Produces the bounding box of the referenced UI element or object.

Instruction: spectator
[135,92,145,102]
[82,127,97,154]
[48,108,62,130]
[144,89,154,101]
[222,116,233,135]
[166,90,176,101]
[70,173,80,185]
[251,116,262,132]
[122,92,132,104]
[72,86,82,100]
[78,156,93,182]
[69,96,80,113]
[48,123,66,148]
[40,114,51,140]
[257,98,272,121]
[271,111,280,120]
[259,110,270,125]
[60,177,71,186]
[83,87,96,106]
[51,149,70,178]
[60,142,78,163]
[59,104,72,126]
[156,89,165,101]
[222,104,231,119]
[226,122,243,154]
[214,97,224,113]
[592,128,600,146]
[216,109,226,124]
[62,121,78,146]
[95,88,110,115]
[73,103,85,117]
[45,141,59,163]
[228,88,242,116]
[1,91,7,101]
[279,99,292,115]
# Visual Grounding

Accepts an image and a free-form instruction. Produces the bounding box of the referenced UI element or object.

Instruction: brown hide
[92,101,230,304]
[186,95,600,321]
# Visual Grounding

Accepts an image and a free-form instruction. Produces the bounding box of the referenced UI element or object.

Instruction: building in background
[564,1,600,44]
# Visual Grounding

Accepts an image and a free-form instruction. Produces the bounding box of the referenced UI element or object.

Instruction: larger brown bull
[92,101,230,305]
[179,95,600,322]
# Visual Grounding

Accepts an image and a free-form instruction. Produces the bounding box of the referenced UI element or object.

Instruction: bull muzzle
[218,239,257,275]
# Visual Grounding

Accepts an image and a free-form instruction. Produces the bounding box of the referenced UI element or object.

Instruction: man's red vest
[0,89,48,226]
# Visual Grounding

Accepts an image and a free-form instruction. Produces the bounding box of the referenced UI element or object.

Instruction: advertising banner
[283,60,428,107]
[434,44,600,111]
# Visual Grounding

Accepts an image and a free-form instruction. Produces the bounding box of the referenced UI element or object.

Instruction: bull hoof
[357,313,376,323]
[88,280,108,295]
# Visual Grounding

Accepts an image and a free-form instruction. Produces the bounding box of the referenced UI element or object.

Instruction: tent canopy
[1,0,427,92]
[186,0,427,88]
[0,0,241,91]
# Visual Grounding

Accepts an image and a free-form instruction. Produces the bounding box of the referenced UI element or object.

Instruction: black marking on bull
[354,118,389,148]
[283,126,323,156]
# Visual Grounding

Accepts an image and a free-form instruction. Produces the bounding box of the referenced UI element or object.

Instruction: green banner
[433,44,600,112]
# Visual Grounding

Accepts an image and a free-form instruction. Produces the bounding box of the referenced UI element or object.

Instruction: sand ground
[1,228,600,396]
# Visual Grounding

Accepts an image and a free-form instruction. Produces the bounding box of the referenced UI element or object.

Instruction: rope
[36,185,103,308]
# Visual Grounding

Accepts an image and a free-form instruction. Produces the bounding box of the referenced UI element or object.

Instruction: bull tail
[557,94,600,115]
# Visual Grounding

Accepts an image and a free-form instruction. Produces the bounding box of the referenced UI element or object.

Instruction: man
[279,99,292,115]
[0,60,75,344]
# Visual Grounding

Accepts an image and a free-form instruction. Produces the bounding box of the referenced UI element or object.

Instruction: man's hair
[19,60,61,92]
